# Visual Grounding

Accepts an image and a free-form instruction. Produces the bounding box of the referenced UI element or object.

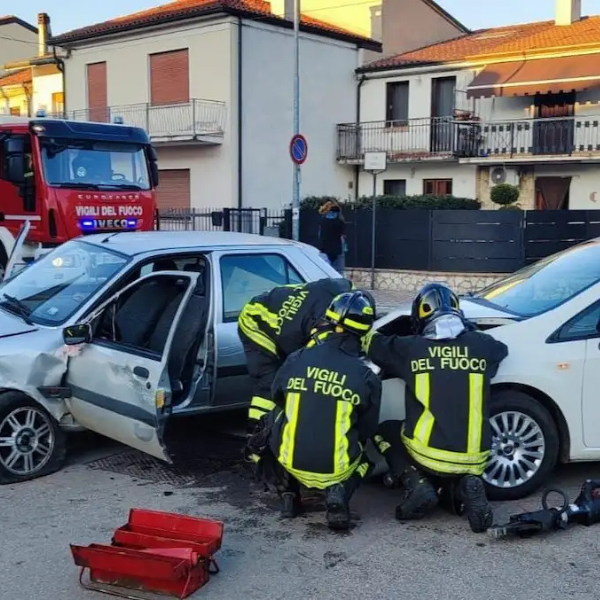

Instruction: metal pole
[291,0,301,241]
[370,172,377,289]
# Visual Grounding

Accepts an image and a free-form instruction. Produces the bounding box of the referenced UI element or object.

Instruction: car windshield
[474,240,600,317]
[0,240,129,326]
[40,139,150,190]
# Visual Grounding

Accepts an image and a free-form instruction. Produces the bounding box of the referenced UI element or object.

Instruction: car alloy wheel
[0,406,55,476]
[483,410,546,489]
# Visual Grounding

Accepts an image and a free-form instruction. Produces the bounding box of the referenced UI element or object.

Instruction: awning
[466,54,600,98]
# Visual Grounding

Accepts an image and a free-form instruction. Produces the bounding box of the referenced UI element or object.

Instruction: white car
[374,238,600,501]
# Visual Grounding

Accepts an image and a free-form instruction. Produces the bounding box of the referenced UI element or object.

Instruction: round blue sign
[290,134,308,165]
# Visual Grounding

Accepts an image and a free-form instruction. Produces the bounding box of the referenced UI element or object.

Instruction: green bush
[300,194,481,211]
[490,183,520,207]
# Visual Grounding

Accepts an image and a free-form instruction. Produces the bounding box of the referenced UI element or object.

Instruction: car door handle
[133,366,149,379]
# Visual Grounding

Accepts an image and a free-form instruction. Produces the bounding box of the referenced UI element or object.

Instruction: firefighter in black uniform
[237,277,355,459]
[250,291,381,530]
[364,283,508,533]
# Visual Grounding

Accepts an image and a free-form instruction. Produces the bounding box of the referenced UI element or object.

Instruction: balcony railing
[337,117,479,162]
[65,99,227,143]
[337,115,600,163]
[472,115,600,159]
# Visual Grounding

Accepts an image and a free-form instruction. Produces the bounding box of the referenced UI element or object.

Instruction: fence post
[284,209,293,239]
[259,208,267,236]
[223,208,231,232]
[154,208,160,231]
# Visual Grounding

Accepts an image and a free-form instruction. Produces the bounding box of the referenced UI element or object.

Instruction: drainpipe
[53,46,68,117]
[237,18,243,209]
[354,74,367,201]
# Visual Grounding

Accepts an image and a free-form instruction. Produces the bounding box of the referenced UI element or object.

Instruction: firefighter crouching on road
[237,277,355,459]
[364,283,508,533]
[248,291,382,530]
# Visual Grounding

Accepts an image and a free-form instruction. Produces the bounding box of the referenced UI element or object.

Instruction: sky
[10,0,600,38]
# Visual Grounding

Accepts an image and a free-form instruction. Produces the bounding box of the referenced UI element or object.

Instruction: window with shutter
[157,169,191,210]
[150,49,190,106]
[423,179,453,196]
[87,62,107,122]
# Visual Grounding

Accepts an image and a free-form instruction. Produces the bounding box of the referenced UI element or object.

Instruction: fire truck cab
[0,116,159,276]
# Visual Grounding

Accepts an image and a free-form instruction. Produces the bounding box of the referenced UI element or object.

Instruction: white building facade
[339,0,600,211]
[52,3,379,211]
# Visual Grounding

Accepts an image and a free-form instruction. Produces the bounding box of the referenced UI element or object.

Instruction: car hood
[374,298,521,330]
[0,308,39,338]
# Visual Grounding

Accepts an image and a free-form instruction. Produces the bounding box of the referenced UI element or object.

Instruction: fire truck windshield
[40,139,151,191]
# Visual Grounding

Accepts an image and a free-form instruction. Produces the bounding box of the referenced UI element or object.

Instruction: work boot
[325,483,351,531]
[458,475,493,533]
[280,492,301,519]
[395,466,438,521]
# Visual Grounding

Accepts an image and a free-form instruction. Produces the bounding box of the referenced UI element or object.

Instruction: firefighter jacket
[364,330,508,476]
[267,334,382,489]
[238,278,353,359]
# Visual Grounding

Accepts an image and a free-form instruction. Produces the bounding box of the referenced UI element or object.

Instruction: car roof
[77,230,310,256]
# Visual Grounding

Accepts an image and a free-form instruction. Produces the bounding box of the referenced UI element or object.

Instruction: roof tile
[364,15,600,71]
[51,0,375,47]
[0,69,32,87]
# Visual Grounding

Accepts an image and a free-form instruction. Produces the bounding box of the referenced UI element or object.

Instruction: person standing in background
[318,200,346,275]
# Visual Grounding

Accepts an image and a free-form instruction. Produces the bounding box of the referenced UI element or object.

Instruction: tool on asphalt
[70,509,223,599]
[489,479,600,539]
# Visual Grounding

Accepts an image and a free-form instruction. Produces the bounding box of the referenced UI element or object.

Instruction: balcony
[336,117,478,164]
[459,115,600,164]
[337,115,600,166]
[66,99,227,145]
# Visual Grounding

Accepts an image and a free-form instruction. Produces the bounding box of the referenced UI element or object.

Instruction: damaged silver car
[0,230,341,483]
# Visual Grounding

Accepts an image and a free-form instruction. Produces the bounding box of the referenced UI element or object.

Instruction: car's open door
[63,271,201,462]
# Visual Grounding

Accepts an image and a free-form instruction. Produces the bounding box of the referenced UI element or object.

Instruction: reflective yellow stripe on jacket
[248,396,277,422]
[278,392,361,490]
[238,310,278,357]
[403,371,490,476]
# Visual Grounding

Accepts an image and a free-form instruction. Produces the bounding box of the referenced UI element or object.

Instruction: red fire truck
[0,116,159,275]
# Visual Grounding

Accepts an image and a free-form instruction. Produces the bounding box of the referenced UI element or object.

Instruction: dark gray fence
[156,207,600,274]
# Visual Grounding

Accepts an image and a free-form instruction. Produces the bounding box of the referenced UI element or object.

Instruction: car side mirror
[63,323,92,345]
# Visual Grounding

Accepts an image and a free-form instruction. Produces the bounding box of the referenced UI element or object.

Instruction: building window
[52,92,64,115]
[386,81,409,127]
[150,49,190,106]
[423,179,453,196]
[383,179,407,196]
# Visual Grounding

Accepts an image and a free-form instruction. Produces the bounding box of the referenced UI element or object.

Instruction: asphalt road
[2,413,600,600]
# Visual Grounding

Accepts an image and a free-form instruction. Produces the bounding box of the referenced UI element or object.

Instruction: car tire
[484,389,559,502]
[0,392,67,484]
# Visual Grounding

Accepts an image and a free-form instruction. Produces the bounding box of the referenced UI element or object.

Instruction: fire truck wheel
[0,392,67,484]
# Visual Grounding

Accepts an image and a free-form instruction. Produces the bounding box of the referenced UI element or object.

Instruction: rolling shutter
[150,49,189,106]
[87,62,107,122]
[157,169,191,210]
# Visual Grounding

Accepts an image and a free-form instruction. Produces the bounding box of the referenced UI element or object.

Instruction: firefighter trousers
[238,331,283,434]
[374,419,466,514]
[259,448,373,502]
